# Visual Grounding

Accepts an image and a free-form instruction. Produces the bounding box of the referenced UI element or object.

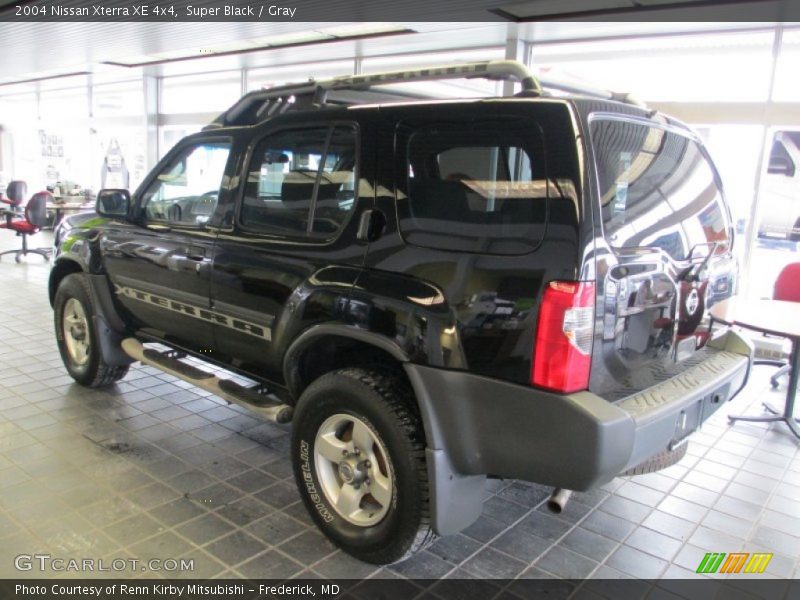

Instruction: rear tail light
[532,280,596,393]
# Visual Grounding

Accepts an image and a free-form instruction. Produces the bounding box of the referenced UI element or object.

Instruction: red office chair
[0,191,52,262]
[767,262,800,388]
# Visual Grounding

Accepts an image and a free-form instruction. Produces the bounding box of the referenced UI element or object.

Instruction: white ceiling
[0,19,787,89]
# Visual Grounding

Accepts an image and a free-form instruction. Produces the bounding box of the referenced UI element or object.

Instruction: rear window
[399,120,550,255]
[591,118,731,261]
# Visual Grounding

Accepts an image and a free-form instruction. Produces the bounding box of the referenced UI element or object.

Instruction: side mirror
[96,189,130,217]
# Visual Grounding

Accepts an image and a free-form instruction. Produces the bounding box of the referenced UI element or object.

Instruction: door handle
[185,245,206,261]
[356,209,386,242]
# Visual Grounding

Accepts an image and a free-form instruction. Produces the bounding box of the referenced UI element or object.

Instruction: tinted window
[401,121,550,255]
[142,142,230,227]
[241,125,357,237]
[591,118,730,261]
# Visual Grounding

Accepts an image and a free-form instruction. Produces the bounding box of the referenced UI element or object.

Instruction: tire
[621,442,688,477]
[54,273,129,387]
[291,368,436,564]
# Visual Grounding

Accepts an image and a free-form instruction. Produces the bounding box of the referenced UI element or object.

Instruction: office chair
[1,181,27,223]
[764,262,800,388]
[0,191,53,262]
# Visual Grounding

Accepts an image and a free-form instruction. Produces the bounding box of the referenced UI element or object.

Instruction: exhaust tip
[547,488,572,514]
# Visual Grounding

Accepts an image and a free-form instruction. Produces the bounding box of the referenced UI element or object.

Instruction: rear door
[209,115,372,384]
[588,115,734,400]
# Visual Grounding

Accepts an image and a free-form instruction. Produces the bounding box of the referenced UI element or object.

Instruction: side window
[591,119,730,261]
[400,120,549,255]
[240,125,357,237]
[142,142,231,227]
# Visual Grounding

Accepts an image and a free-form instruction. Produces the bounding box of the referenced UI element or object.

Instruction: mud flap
[426,448,485,536]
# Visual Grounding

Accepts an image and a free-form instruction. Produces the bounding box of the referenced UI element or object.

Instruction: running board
[121,338,293,424]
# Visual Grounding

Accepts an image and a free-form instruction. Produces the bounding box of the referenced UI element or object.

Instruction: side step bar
[121,338,293,424]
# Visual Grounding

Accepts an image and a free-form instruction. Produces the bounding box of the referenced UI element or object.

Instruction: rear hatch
[586,112,736,401]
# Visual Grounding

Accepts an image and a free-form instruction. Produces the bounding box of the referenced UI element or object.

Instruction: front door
[101,138,233,352]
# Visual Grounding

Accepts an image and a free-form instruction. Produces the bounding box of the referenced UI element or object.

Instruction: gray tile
[215,495,270,526]
[560,527,618,561]
[278,529,338,565]
[129,530,193,559]
[491,528,550,561]
[245,513,308,545]
[624,527,682,560]
[314,551,380,579]
[225,468,275,494]
[205,530,267,567]
[481,495,530,525]
[105,513,165,545]
[462,547,527,579]
[536,546,598,579]
[615,481,666,506]
[751,525,800,557]
[427,533,482,565]
[149,497,207,527]
[236,549,302,579]
[581,510,637,542]
[599,496,652,523]
[389,550,455,578]
[175,513,235,546]
[713,495,762,521]
[641,510,696,541]
[657,496,708,523]
[606,545,668,579]
[462,515,508,543]
[254,481,300,509]
[670,482,720,506]
[517,511,573,542]
[497,482,550,508]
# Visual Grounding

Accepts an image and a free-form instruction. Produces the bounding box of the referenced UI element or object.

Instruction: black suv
[49,61,752,564]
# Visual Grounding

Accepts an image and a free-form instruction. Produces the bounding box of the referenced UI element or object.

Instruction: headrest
[409,179,470,220]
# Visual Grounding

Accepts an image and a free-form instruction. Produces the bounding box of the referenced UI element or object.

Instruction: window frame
[136,135,234,231]
[587,112,733,262]
[234,120,361,243]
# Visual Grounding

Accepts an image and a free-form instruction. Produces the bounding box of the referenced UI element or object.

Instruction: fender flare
[282,323,409,399]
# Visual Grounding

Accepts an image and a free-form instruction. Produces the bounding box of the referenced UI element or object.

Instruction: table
[710,298,800,439]
[46,201,93,228]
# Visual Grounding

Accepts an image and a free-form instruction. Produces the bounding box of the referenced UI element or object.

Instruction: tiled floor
[1,232,799,590]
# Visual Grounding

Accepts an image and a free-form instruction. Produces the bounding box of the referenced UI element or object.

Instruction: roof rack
[537,75,646,108]
[205,60,643,129]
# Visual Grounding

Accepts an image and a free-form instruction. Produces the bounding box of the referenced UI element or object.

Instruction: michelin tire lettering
[114,284,272,341]
[300,440,334,523]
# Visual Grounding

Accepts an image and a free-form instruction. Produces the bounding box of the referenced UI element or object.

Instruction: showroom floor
[0,232,799,593]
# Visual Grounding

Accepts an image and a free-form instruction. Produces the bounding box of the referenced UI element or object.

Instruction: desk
[710,298,800,439]
[46,201,93,227]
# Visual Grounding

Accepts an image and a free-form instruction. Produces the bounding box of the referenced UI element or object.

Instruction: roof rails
[538,75,646,108]
[205,60,643,129]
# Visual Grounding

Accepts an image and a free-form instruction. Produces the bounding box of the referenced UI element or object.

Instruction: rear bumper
[406,330,752,492]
